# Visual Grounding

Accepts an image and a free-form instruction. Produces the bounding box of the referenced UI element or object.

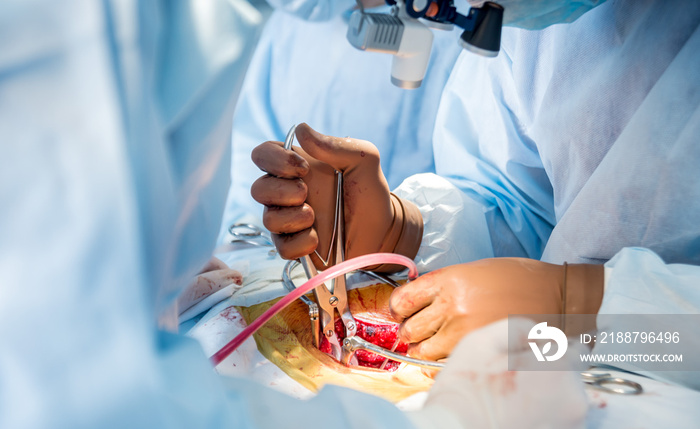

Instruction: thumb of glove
[295,123,419,272]
[294,123,382,174]
[281,123,422,273]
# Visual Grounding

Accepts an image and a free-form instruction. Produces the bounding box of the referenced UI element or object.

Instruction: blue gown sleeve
[395,39,558,267]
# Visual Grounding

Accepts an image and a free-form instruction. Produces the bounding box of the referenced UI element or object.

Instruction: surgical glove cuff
[562,263,605,335]
[370,193,424,273]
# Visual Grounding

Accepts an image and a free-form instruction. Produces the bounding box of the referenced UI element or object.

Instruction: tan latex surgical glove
[250,123,423,273]
[177,257,243,316]
[389,258,604,362]
[408,318,588,429]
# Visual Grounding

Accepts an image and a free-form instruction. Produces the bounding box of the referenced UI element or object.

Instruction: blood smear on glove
[319,316,408,371]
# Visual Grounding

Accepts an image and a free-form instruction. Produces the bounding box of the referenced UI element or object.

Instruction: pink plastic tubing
[209,253,418,367]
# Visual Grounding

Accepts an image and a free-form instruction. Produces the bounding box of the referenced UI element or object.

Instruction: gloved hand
[177,257,243,316]
[389,258,604,362]
[250,123,423,273]
[407,318,588,429]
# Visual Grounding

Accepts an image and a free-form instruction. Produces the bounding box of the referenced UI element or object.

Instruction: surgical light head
[347,0,503,89]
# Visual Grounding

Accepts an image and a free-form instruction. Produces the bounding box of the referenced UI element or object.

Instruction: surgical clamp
[581,371,643,395]
[282,124,445,370]
[283,125,357,361]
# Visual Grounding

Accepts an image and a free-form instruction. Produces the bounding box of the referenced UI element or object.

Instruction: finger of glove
[295,123,380,172]
[251,175,307,207]
[251,141,309,178]
[295,123,395,263]
[178,268,244,312]
[421,359,447,379]
[406,314,479,362]
[198,256,229,274]
[263,204,315,234]
[389,272,441,321]
[298,156,338,264]
[406,327,458,362]
[398,303,447,344]
[271,228,319,260]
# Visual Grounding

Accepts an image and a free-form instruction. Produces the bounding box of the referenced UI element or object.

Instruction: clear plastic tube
[209,253,418,367]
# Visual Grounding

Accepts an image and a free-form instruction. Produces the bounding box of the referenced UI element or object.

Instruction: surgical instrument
[283,260,320,349]
[581,371,644,395]
[283,124,356,361]
[226,222,277,256]
[279,123,445,370]
[228,223,273,246]
[284,259,445,370]
[341,336,445,370]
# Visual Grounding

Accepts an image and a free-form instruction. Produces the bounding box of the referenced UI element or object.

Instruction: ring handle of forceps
[228,223,263,237]
[283,260,317,308]
[581,372,643,395]
[228,223,275,251]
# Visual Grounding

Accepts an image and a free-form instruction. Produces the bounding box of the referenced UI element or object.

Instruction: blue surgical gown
[0,1,414,428]
[396,0,700,269]
[394,0,700,391]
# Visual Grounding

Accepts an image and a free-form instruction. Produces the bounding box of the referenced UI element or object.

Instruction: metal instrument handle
[283,260,320,347]
[581,372,643,395]
[228,223,262,237]
[284,125,297,150]
[342,335,445,370]
[358,270,402,288]
[282,260,316,307]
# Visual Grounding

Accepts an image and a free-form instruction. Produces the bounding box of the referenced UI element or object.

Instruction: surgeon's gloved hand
[407,318,588,429]
[177,257,243,316]
[250,123,423,273]
[390,258,603,361]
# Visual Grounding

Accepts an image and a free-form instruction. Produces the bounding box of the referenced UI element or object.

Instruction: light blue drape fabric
[400,0,700,269]
[0,1,414,428]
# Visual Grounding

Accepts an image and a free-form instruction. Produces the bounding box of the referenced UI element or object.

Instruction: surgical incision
[319,315,408,371]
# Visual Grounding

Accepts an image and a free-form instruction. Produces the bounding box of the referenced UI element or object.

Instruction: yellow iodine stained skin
[237,282,433,403]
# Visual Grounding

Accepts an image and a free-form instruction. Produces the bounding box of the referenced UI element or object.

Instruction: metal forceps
[228,223,273,246]
[227,223,277,256]
[581,371,643,395]
[283,125,357,361]
[281,125,444,370]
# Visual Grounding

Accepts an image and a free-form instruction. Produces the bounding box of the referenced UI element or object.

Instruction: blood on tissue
[319,317,408,372]
[220,307,244,323]
[487,371,517,396]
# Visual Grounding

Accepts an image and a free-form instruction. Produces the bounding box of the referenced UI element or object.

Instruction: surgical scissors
[228,223,274,246]
[226,222,277,256]
[581,371,643,395]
